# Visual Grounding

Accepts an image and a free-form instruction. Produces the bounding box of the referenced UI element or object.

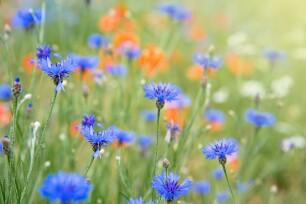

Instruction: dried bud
[2,136,11,156]
[11,78,22,98]
[162,158,170,169]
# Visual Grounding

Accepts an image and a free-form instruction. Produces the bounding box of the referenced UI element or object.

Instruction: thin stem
[222,164,235,203]
[152,108,161,199]
[9,98,18,148]
[83,157,95,177]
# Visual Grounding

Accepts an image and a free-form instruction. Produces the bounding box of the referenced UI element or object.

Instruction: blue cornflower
[192,181,211,195]
[212,168,224,180]
[37,45,52,60]
[205,109,225,123]
[141,110,157,122]
[87,33,109,48]
[39,57,77,92]
[82,114,96,129]
[0,84,11,100]
[158,3,192,21]
[126,197,156,204]
[216,191,229,204]
[245,109,276,127]
[165,93,191,109]
[144,82,181,109]
[203,138,238,165]
[106,63,127,76]
[38,171,92,203]
[118,42,141,60]
[138,135,153,149]
[261,48,287,62]
[165,121,181,144]
[192,53,223,69]
[77,56,99,70]
[82,126,118,158]
[0,142,3,154]
[115,131,136,148]
[151,171,192,203]
[12,8,42,29]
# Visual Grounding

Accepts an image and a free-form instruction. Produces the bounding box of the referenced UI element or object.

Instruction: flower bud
[162,158,170,169]
[11,78,22,98]
[2,136,11,156]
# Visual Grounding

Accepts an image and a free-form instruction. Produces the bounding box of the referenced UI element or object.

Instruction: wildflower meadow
[1,0,306,203]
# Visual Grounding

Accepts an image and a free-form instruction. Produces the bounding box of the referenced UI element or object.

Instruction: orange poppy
[0,103,11,127]
[189,24,206,41]
[226,54,254,75]
[74,69,94,83]
[114,31,139,49]
[22,53,36,74]
[98,14,119,33]
[187,65,216,81]
[166,108,187,127]
[228,158,240,173]
[209,121,223,133]
[139,45,168,76]
[69,120,81,138]
[113,4,129,18]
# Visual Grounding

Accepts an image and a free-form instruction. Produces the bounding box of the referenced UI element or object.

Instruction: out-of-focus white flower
[271,76,293,98]
[240,80,265,98]
[281,135,306,152]
[292,48,306,60]
[275,122,293,134]
[213,87,229,103]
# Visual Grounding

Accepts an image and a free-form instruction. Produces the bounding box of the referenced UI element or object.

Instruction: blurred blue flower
[116,131,136,145]
[138,135,153,149]
[38,171,92,203]
[216,191,229,204]
[165,121,181,144]
[141,110,157,122]
[36,45,52,60]
[87,33,109,48]
[212,168,224,180]
[118,42,141,60]
[192,181,210,195]
[205,109,225,123]
[237,181,252,193]
[144,82,181,103]
[0,142,3,154]
[39,57,77,92]
[245,109,276,127]
[126,197,156,204]
[261,48,287,61]
[203,138,238,164]
[82,126,118,158]
[158,3,192,21]
[82,114,96,129]
[106,63,127,76]
[151,171,192,202]
[192,53,223,69]
[166,93,191,109]
[77,56,99,70]
[12,8,42,29]
[0,84,11,100]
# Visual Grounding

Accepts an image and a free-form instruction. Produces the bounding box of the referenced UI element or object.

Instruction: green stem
[83,157,95,177]
[152,108,161,199]
[222,164,235,203]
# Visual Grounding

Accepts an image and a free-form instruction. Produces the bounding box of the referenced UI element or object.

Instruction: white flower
[240,80,265,98]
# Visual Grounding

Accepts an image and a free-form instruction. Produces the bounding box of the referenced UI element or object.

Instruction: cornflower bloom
[36,45,52,60]
[158,3,192,21]
[212,168,224,180]
[245,108,276,127]
[38,171,92,203]
[12,8,42,29]
[39,57,77,92]
[82,126,118,158]
[144,82,181,109]
[118,41,141,60]
[205,109,225,132]
[261,48,287,62]
[151,171,192,203]
[216,191,229,204]
[193,53,223,70]
[126,197,156,204]
[77,56,99,71]
[138,135,153,154]
[0,84,11,101]
[87,33,109,48]
[114,131,136,148]
[141,110,157,122]
[81,114,96,129]
[192,181,211,195]
[106,63,128,76]
[165,121,181,144]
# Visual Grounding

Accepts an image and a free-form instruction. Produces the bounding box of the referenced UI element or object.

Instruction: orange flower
[189,24,206,41]
[113,4,128,18]
[112,139,129,149]
[226,54,254,75]
[139,45,168,76]
[98,14,119,33]
[114,31,139,49]
[166,108,187,127]
[228,158,240,173]
[22,53,36,74]
[70,120,81,138]
[187,65,216,81]
[74,69,94,83]
[209,121,223,133]
[0,103,11,127]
